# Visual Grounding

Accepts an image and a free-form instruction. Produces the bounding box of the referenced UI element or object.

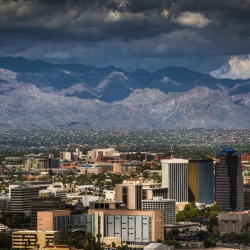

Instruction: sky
[1,0,250,79]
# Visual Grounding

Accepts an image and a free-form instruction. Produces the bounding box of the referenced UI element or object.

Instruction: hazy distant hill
[0,56,250,130]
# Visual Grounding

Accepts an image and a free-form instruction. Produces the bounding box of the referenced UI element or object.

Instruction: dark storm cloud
[1,0,250,74]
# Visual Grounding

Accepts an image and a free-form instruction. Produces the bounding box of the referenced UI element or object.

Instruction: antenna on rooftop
[170,142,174,159]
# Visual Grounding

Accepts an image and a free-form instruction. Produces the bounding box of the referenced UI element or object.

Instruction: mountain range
[0,56,250,130]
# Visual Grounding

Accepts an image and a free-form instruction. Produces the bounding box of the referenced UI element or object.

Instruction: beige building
[32,197,66,230]
[102,237,121,246]
[38,208,163,245]
[25,157,50,171]
[92,162,121,173]
[88,209,164,243]
[79,162,121,175]
[115,179,167,210]
[12,231,59,250]
[217,212,250,236]
[87,148,119,161]
[41,245,70,250]
[37,210,70,231]
[78,166,103,175]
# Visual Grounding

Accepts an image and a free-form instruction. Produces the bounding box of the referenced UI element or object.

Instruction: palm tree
[22,234,26,249]
[34,234,38,249]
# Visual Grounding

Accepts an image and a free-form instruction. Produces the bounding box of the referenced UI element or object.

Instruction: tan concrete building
[37,210,70,231]
[102,237,122,247]
[37,210,93,233]
[79,162,121,175]
[12,230,59,250]
[88,209,164,243]
[41,245,70,250]
[78,166,103,175]
[115,179,167,210]
[217,213,250,236]
[89,200,124,210]
[92,162,121,173]
[31,196,66,230]
[38,208,163,244]
[87,148,119,161]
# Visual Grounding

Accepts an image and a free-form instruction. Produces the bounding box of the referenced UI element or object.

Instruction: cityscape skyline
[1,0,250,248]
[0,142,250,249]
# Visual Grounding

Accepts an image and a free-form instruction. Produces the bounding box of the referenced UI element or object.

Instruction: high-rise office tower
[188,159,214,204]
[10,185,40,212]
[161,159,189,202]
[215,148,244,210]
[9,182,53,213]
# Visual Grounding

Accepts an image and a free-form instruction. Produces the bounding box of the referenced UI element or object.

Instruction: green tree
[176,203,199,222]
[0,230,12,249]
[111,241,116,248]
[223,232,240,243]
[204,239,216,248]
[116,245,129,250]
[240,233,250,244]
[165,240,181,247]
[195,231,209,241]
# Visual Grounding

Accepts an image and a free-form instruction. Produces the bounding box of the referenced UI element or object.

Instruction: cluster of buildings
[5,148,167,175]
[2,146,250,249]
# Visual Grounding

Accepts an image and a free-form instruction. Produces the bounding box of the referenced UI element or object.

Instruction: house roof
[144,243,170,250]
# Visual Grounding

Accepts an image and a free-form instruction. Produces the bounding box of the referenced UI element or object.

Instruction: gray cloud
[1,0,250,75]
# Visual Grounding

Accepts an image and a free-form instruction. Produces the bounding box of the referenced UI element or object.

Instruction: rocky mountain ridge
[0,56,250,130]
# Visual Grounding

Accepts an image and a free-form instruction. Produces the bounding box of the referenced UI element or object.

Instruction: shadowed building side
[215,148,243,211]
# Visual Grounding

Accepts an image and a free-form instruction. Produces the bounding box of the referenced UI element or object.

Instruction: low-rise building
[12,230,59,250]
[37,210,70,231]
[37,210,93,233]
[217,212,250,236]
[41,245,70,250]
[78,165,103,175]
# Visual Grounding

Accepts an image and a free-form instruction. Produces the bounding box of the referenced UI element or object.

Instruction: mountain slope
[1,57,250,130]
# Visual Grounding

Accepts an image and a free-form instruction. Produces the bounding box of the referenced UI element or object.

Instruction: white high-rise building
[161,159,189,202]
